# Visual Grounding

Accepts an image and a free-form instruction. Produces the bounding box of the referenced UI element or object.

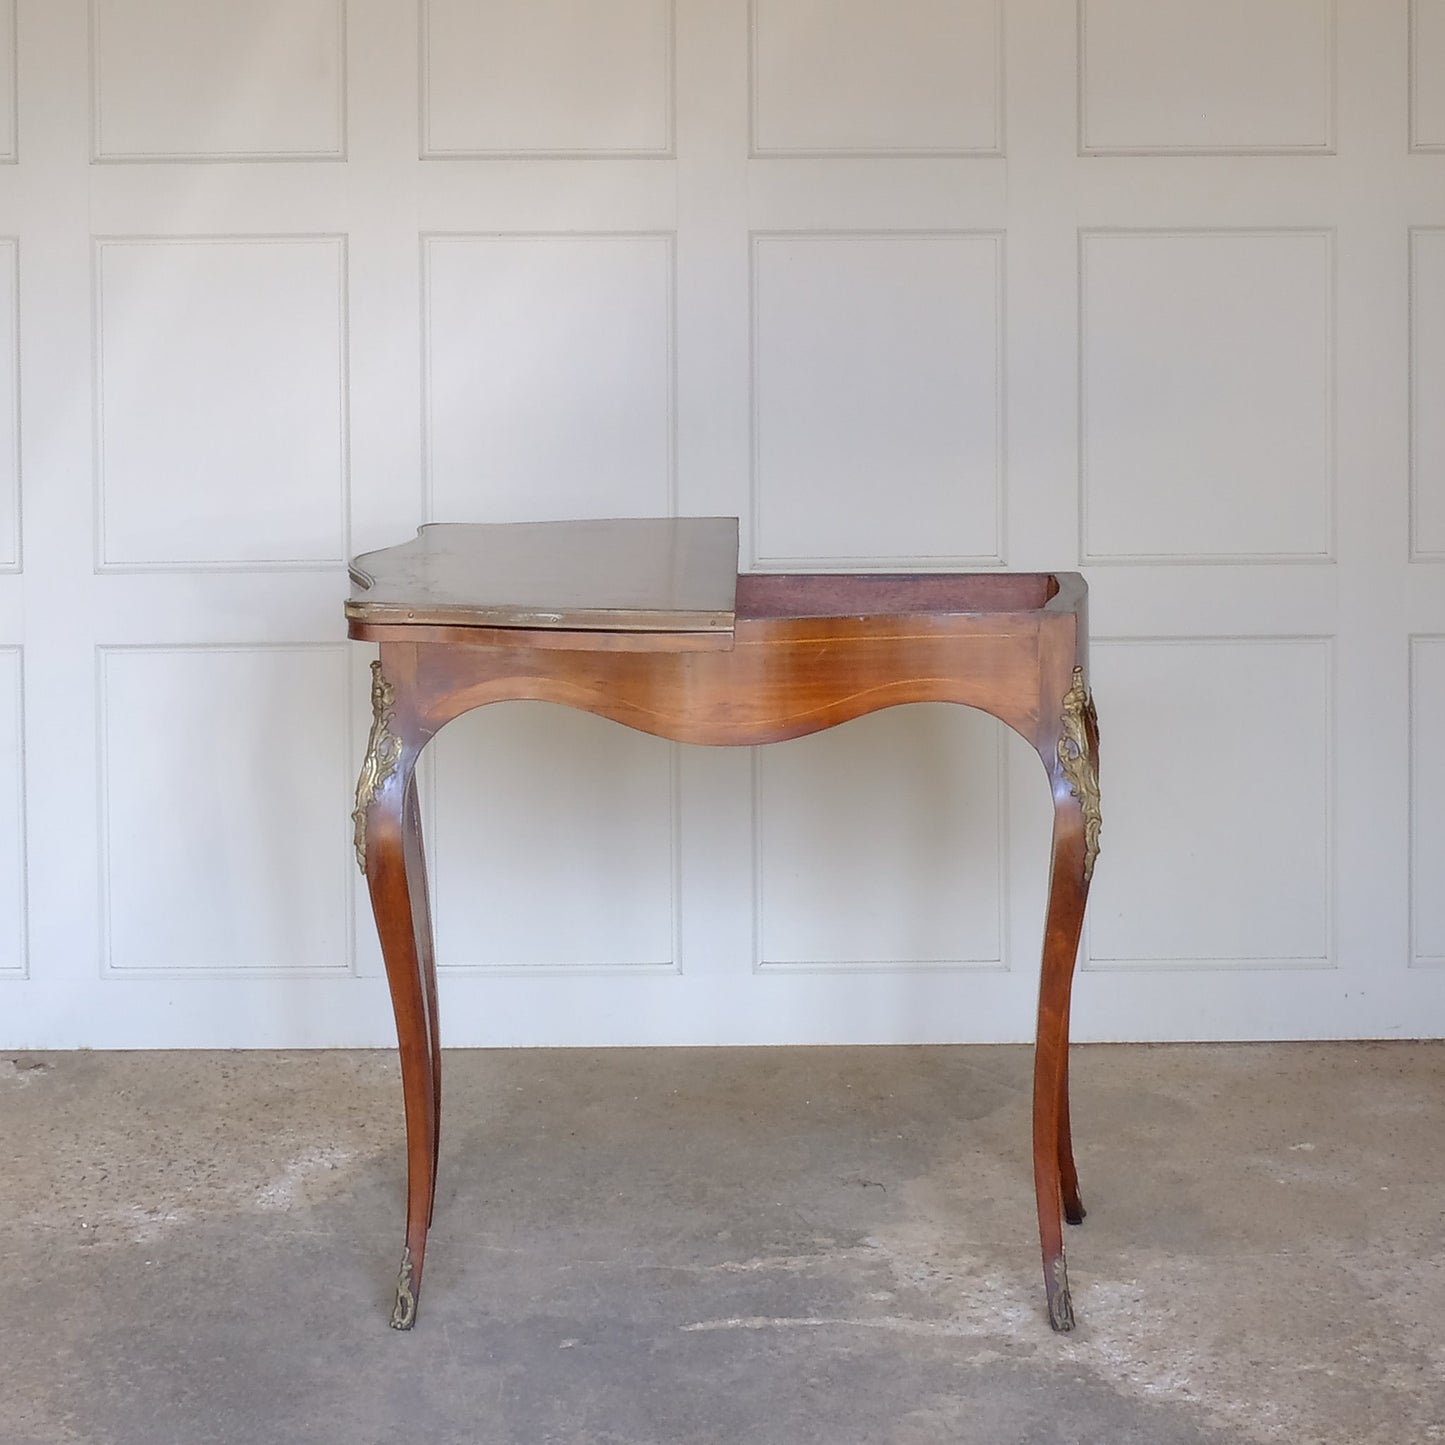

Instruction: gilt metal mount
[1058,666,1102,883]
[352,660,403,873]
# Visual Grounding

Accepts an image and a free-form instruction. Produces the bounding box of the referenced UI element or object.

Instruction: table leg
[354,660,441,1330]
[1032,666,1100,1332]
[1058,988,1085,1228]
[404,775,442,1229]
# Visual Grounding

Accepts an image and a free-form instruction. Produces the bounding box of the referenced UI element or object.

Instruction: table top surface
[347,518,740,633]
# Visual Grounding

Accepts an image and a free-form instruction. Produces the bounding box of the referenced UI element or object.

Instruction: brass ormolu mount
[1058,666,1101,883]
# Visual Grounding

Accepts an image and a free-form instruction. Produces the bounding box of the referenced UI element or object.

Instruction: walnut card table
[347,518,1101,1334]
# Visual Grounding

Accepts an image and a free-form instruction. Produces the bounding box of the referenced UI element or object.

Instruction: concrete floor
[2,1043,1442,1445]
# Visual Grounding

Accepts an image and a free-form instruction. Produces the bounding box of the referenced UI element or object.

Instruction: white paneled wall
[1414,229,1445,556]
[423,233,675,521]
[1079,0,1335,154]
[1079,230,1334,563]
[0,2,15,165]
[422,0,673,157]
[750,0,1002,155]
[1414,0,1445,151]
[0,238,16,570]
[98,645,352,974]
[95,236,349,567]
[1,1,1442,1047]
[0,646,22,975]
[91,0,345,161]
[428,705,678,970]
[752,232,1003,564]
[1411,637,1445,964]
[757,706,1005,969]
[1087,640,1333,967]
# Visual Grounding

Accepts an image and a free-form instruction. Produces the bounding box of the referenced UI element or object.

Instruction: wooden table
[347,518,1101,1333]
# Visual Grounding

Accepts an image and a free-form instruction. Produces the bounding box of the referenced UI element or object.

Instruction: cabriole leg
[1058,995,1085,1227]
[354,657,440,1330]
[1033,665,1100,1331]
[403,776,442,1226]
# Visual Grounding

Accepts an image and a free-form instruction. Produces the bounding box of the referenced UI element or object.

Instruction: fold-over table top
[346,518,739,635]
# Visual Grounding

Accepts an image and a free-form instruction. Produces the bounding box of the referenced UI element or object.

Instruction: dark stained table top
[346,518,740,634]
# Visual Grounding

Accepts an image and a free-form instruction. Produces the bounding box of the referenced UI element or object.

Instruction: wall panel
[428,704,676,970]
[752,232,1002,566]
[750,0,1001,156]
[757,706,1005,969]
[0,0,14,162]
[0,240,17,570]
[98,646,351,975]
[1412,230,1445,558]
[424,234,674,523]
[422,0,672,156]
[1081,230,1333,564]
[1411,638,1445,964]
[1413,0,1445,151]
[91,0,345,161]
[1086,639,1333,969]
[95,236,348,569]
[0,647,23,974]
[1080,0,1334,154]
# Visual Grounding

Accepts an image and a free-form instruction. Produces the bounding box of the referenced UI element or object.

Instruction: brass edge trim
[343,600,735,632]
[352,660,403,873]
[1058,665,1102,883]
[390,1246,417,1330]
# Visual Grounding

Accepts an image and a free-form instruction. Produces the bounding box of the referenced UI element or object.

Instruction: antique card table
[347,518,1100,1333]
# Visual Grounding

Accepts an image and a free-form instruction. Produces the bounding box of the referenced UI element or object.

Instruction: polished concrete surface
[2,1043,1442,1444]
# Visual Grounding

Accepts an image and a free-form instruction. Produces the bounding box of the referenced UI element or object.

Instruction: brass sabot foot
[1047,1255,1076,1333]
[389,1246,417,1330]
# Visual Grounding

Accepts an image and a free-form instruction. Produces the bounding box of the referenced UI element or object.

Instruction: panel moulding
[1082,635,1336,973]
[423,727,682,975]
[0,0,15,163]
[0,238,18,574]
[1410,229,1445,561]
[0,645,26,976]
[89,0,348,162]
[747,0,1005,158]
[419,0,675,158]
[91,234,351,573]
[96,643,355,978]
[748,229,1007,571]
[1078,227,1337,566]
[1410,0,1445,153]
[1076,0,1337,156]
[1409,635,1445,965]
[419,231,678,525]
[751,720,1012,974]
